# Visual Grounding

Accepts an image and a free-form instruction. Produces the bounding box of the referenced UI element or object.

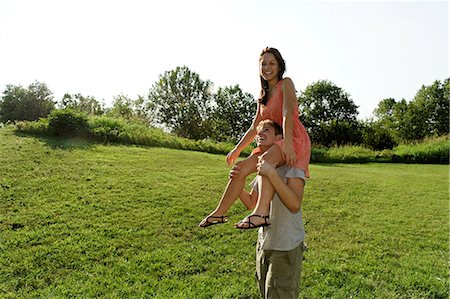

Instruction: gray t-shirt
[252,165,305,251]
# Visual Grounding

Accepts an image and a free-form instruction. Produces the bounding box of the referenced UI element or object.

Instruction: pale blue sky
[0,0,448,119]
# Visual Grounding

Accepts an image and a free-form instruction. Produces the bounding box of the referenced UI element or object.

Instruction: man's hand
[257,158,277,177]
[229,164,241,179]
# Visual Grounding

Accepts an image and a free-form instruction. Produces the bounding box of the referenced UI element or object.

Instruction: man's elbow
[288,205,300,213]
[288,200,302,213]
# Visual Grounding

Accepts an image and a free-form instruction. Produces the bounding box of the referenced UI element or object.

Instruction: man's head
[255,120,283,150]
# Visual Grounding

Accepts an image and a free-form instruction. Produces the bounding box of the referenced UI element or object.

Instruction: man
[232,119,307,298]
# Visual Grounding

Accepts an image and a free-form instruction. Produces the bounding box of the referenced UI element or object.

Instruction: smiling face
[259,53,281,86]
[255,123,281,151]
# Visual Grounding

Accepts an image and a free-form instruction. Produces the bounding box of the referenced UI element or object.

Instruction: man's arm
[258,161,304,212]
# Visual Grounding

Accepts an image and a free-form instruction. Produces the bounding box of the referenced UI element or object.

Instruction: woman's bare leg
[236,145,284,228]
[198,154,259,226]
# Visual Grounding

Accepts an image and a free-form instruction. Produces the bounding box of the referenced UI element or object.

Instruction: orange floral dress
[255,79,311,177]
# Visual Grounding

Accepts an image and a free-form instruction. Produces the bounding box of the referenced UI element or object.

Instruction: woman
[199,47,311,229]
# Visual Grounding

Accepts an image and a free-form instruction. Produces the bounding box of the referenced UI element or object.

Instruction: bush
[14,110,448,164]
[362,123,397,150]
[15,118,50,136]
[392,136,449,164]
[48,109,89,138]
[89,116,126,143]
[322,146,377,163]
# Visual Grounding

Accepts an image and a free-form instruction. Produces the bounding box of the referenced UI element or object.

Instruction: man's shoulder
[276,165,289,177]
[276,166,306,180]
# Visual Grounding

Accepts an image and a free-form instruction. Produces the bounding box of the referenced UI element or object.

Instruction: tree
[374,79,449,142]
[58,93,104,115]
[147,66,213,139]
[208,85,255,142]
[298,80,360,146]
[361,121,397,150]
[108,94,153,124]
[0,81,55,122]
[109,94,135,119]
[411,79,449,137]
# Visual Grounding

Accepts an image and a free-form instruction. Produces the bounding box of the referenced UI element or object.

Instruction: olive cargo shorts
[256,242,306,299]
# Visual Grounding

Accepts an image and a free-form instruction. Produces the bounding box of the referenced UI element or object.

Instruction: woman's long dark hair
[258,47,286,105]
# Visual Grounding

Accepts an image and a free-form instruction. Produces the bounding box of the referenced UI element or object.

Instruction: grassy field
[0,128,448,298]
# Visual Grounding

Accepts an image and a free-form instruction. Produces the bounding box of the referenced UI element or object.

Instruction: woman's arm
[226,102,263,166]
[258,160,304,212]
[281,78,297,166]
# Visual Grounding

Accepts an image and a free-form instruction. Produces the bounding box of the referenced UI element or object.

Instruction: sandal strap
[237,214,270,229]
[207,215,228,222]
[248,214,269,225]
[199,215,228,227]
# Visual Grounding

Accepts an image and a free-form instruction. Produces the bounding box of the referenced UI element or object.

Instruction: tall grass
[13,116,449,164]
[14,116,254,157]
[392,135,449,163]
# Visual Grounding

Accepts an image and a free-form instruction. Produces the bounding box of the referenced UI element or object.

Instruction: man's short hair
[257,120,283,136]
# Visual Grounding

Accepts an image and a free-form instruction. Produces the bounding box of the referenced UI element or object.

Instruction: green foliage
[312,136,449,164]
[48,109,89,138]
[0,81,55,122]
[13,112,449,164]
[392,135,449,164]
[14,118,50,136]
[412,79,449,137]
[208,85,255,143]
[361,121,397,150]
[89,115,128,143]
[14,113,253,158]
[299,80,360,146]
[316,145,378,163]
[374,79,449,142]
[107,94,153,124]
[58,93,105,115]
[4,74,449,161]
[148,66,213,140]
[0,129,448,298]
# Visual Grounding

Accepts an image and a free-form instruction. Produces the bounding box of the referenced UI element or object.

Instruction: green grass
[0,128,448,298]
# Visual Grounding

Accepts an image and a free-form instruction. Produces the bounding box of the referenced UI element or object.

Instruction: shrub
[14,118,50,136]
[362,123,397,150]
[89,116,126,143]
[48,109,89,138]
[392,136,449,164]
[324,145,377,163]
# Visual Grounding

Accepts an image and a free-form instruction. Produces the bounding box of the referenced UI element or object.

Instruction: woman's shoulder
[282,77,295,87]
[281,77,296,92]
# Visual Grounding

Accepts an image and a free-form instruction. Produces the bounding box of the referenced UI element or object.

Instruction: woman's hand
[282,142,296,166]
[226,148,240,166]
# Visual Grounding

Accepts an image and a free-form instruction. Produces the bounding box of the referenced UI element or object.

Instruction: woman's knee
[235,157,257,177]
[260,147,284,166]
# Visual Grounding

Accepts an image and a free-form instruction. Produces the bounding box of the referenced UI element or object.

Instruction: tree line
[1,66,448,150]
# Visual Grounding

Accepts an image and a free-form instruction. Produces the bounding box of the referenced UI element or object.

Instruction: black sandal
[235,215,270,230]
[198,215,228,228]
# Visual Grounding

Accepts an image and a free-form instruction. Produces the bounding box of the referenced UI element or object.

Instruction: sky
[0,0,448,119]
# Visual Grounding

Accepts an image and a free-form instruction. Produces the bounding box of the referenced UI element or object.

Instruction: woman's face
[260,53,280,84]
